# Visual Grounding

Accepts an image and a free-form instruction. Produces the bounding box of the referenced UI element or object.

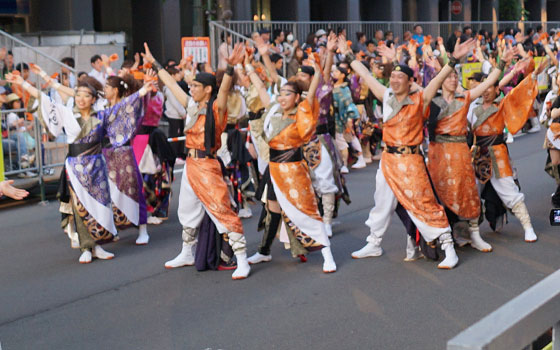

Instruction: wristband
[225,64,234,76]
[245,64,255,73]
[152,60,163,71]
[52,81,61,89]
[22,81,31,90]
[344,52,356,64]
[447,56,459,68]
[497,60,507,71]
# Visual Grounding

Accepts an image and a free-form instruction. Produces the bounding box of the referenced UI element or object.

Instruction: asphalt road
[1,129,559,350]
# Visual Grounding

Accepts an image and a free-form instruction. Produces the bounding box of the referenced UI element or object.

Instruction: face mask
[287,34,294,42]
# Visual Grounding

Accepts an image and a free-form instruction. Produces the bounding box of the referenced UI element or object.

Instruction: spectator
[283,31,296,60]
[352,32,367,53]
[88,54,107,85]
[287,46,304,78]
[60,57,76,88]
[447,26,462,53]
[316,29,328,46]
[77,71,88,81]
[270,53,284,77]
[271,29,285,54]
[365,40,376,57]
[462,26,473,41]
[0,49,12,87]
[412,24,424,44]
[337,27,346,38]
[218,32,232,70]
[385,31,394,42]
[403,30,412,43]
[259,28,271,43]
[373,30,384,45]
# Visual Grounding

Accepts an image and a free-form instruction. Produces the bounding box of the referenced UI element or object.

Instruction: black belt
[137,125,157,135]
[316,123,329,135]
[186,148,215,159]
[475,134,505,147]
[269,147,303,163]
[68,142,102,157]
[248,108,265,120]
[225,123,237,131]
[553,118,560,124]
[383,145,422,155]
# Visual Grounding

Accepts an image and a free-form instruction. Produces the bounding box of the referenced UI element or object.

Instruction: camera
[549,209,560,226]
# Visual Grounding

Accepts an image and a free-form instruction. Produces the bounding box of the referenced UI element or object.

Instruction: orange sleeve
[499,73,538,135]
[296,99,318,143]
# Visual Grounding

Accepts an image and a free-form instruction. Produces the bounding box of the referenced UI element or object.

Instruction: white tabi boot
[404,235,422,261]
[67,223,79,249]
[136,224,150,245]
[164,227,197,268]
[527,117,541,133]
[92,245,115,260]
[511,201,538,242]
[228,232,251,280]
[468,219,492,252]
[352,154,367,169]
[321,246,337,273]
[79,250,92,264]
[247,252,272,264]
[437,233,459,269]
[351,236,383,259]
[322,193,336,238]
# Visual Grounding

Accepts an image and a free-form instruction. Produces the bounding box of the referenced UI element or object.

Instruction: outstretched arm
[322,33,337,82]
[469,45,513,101]
[339,35,386,101]
[142,42,189,107]
[307,56,321,106]
[423,38,476,109]
[5,72,38,98]
[245,52,270,109]
[216,43,245,118]
[255,35,279,85]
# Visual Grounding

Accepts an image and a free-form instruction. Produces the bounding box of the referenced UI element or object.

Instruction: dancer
[142,42,251,280]
[426,45,514,252]
[7,67,153,263]
[244,49,337,273]
[468,57,545,242]
[344,37,476,269]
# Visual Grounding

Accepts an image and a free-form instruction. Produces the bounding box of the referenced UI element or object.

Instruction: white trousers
[177,162,229,233]
[365,164,451,244]
[310,144,338,195]
[478,176,524,209]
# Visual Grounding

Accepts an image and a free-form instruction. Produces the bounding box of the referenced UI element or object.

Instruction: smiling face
[389,70,412,95]
[75,87,95,111]
[91,58,103,72]
[189,81,212,103]
[442,71,459,93]
[277,85,299,111]
[103,83,118,101]
[482,84,499,103]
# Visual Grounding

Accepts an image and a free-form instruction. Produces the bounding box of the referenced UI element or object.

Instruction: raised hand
[226,43,245,66]
[326,32,337,52]
[0,47,6,61]
[141,42,155,64]
[501,44,514,65]
[5,72,23,85]
[28,62,44,76]
[452,38,476,60]
[337,35,350,55]
[377,44,396,62]
[254,35,269,56]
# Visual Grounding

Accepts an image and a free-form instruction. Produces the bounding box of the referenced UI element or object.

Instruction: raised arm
[255,35,279,85]
[469,46,513,101]
[423,38,475,108]
[499,57,530,89]
[244,51,270,109]
[306,57,321,106]
[338,35,386,101]
[322,33,337,82]
[29,63,75,102]
[142,42,189,107]
[216,43,245,118]
[5,72,38,98]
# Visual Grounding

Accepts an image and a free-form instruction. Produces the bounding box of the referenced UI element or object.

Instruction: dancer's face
[442,72,458,93]
[190,81,212,103]
[103,84,118,100]
[75,87,95,110]
[389,71,412,95]
[482,84,498,103]
[278,86,299,111]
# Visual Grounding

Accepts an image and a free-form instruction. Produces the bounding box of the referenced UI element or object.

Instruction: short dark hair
[15,63,28,71]
[270,53,283,63]
[90,55,102,64]
[366,40,375,46]
[356,32,365,40]
[463,26,471,33]
[61,57,75,68]
[413,24,422,30]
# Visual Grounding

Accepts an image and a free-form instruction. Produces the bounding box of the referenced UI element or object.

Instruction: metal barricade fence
[209,21,288,76]
[447,268,560,350]
[213,20,560,53]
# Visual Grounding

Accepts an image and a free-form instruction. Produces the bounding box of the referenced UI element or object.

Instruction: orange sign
[181,37,211,64]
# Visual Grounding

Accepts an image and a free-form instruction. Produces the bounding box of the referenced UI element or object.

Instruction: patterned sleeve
[342,86,360,120]
[295,99,317,143]
[36,92,81,143]
[499,73,538,135]
[101,91,145,146]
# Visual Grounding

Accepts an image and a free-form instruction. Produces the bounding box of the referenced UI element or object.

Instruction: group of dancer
[6,27,554,280]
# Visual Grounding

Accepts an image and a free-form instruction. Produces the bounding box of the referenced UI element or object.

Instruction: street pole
[193,0,204,36]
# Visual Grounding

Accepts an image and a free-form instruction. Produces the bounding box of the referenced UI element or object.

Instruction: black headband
[194,72,217,91]
[393,64,414,78]
[298,65,315,76]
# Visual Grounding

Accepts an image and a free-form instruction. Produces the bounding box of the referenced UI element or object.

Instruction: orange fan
[357,50,365,58]
[51,72,59,79]
[528,50,534,57]
[143,62,152,69]
[478,35,483,41]
[533,38,540,45]
[12,70,20,76]
[410,39,418,48]
[424,36,431,46]
[498,34,504,41]
[507,39,513,45]
[378,40,385,47]
[305,47,312,55]
[133,71,144,80]
[346,40,352,47]
[109,54,119,62]
[29,62,38,70]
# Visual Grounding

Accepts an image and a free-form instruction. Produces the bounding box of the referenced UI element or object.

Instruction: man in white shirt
[88,54,107,86]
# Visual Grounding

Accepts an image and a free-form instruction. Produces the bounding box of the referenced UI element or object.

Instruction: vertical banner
[181,37,211,64]
[461,62,482,89]
[533,56,549,91]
